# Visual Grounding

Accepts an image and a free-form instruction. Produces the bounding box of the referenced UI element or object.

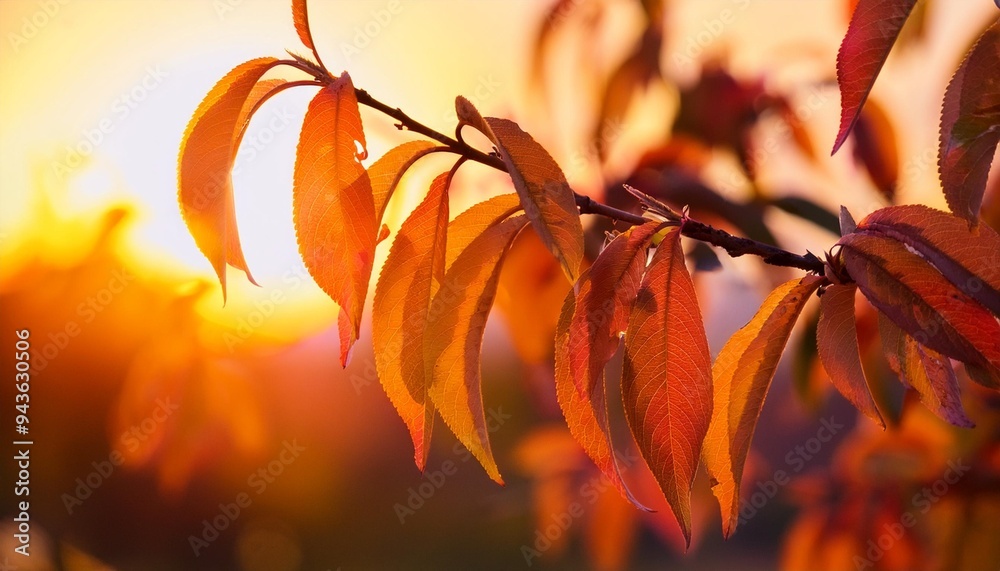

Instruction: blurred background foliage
[1,0,999,569]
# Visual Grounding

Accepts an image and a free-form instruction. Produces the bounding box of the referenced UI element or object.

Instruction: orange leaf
[235,78,289,144]
[569,221,663,398]
[424,215,530,483]
[703,275,822,537]
[554,286,649,511]
[816,284,885,427]
[454,97,584,282]
[900,335,975,428]
[369,140,447,224]
[939,20,1000,224]
[444,193,522,269]
[851,101,899,202]
[293,72,376,367]
[291,0,315,52]
[622,227,713,546]
[878,312,974,426]
[857,204,1000,315]
[178,57,278,299]
[839,233,1000,372]
[487,117,584,282]
[372,171,451,471]
[832,0,916,154]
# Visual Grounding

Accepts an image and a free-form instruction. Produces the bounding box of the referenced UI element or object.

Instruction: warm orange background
[2,1,998,570]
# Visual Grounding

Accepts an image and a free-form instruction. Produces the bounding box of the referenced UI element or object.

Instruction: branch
[353,89,507,173]
[284,59,826,275]
[574,194,825,273]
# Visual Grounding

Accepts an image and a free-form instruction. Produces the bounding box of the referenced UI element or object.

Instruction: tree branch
[287,60,826,275]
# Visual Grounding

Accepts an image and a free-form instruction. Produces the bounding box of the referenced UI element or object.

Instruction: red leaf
[878,312,974,426]
[816,284,885,427]
[178,58,278,299]
[856,204,1000,316]
[622,227,713,546]
[569,221,663,398]
[839,233,1000,372]
[554,285,649,511]
[703,275,822,537]
[832,0,916,154]
[372,172,451,470]
[293,72,376,367]
[900,334,975,428]
[424,215,530,483]
[939,19,1000,224]
[369,140,447,224]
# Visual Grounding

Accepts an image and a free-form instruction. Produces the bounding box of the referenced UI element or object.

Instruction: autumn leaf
[879,310,972,427]
[832,0,916,154]
[372,171,452,471]
[291,0,316,52]
[569,221,663,398]
[235,78,290,144]
[816,284,885,427]
[855,205,1000,316]
[369,140,448,223]
[851,101,899,202]
[901,335,975,428]
[424,215,530,483]
[455,96,585,282]
[554,222,661,511]
[293,72,376,367]
[488,116,584,283]
[839,232,1000,373]
[554,287,649,510]
[622,227,713,547]
[703,275,822,537]
[444,193,522,269]
[178,57,278,299]
[938,19,1000,224]
[556,223,663,509]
